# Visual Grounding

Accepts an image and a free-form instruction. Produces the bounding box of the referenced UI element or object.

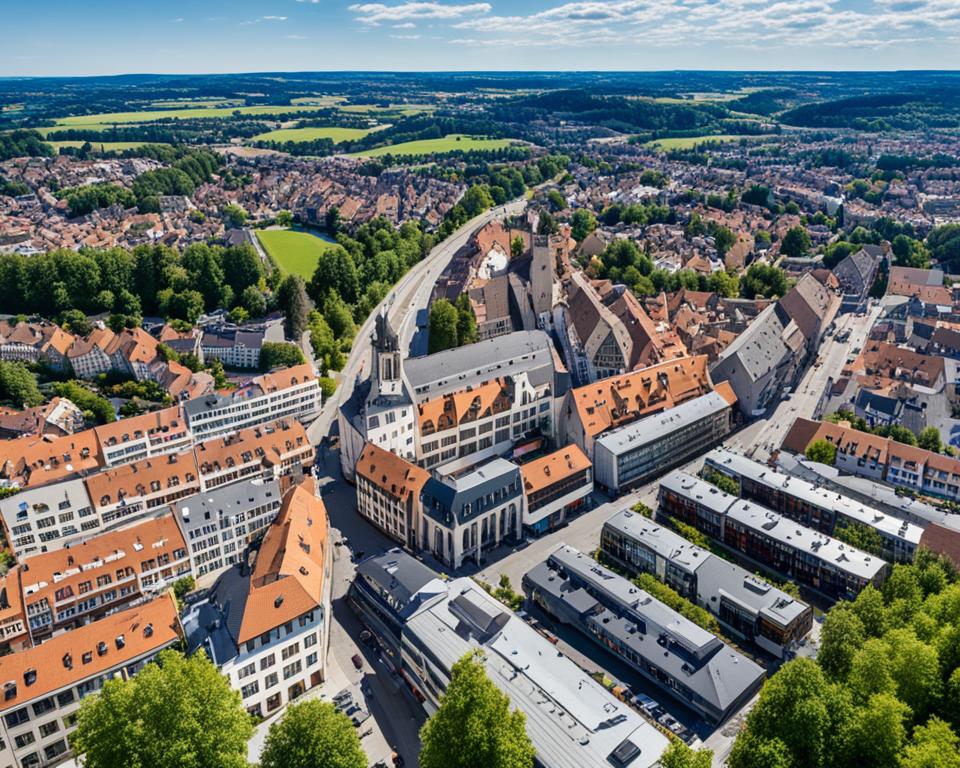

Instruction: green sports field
[250,125,387,143]
[645,134,761,150]
[53,104,339,127]
[48,140,158,152]
[256,229,339,281]
[350,133,515,158]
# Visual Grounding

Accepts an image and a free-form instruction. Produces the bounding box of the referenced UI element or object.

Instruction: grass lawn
[250,125,387,143]
[256,229,339,281]
[48,140,159,152]
[339,103,434,116]
[350,133,515,158]
[53,104,339,127]
[645,134,765,150]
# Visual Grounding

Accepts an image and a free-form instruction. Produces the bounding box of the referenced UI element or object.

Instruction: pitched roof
[0,593,181,710]
[93,405,187,448]
[355,442,429,503]
[567,355,712,439]
[238,479,328,643]
[0,430,103,488]
[520,444,591,495]
[193,418,310,476]
[84,451,199,508]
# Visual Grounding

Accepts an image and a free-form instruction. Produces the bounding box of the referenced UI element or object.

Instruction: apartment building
[705,446,922,562]
[20,514,190,643]
[0,569,29,655]
[523,545,765,724]
[65,328,116,380]
[92,406,192,467]
[416,374,552,471]
[354,442,430,550]
[593,387,736,494]
[557,355,715,458]
[0,594,181,768]
[519,444,592,535]
[339,325,566,481]
[601,509,812,658]
[658,471,889,600]
[784,416,960,506]
[0,321,74,373]
[392,567,670,768]
[200,317,285,369]
[172,478,282,579]
[1,417,312,559]
[0,431,102,495]
[419,458,523,570]
[184,364,322,440]
[183,481,330,719]
[193,419,313,491]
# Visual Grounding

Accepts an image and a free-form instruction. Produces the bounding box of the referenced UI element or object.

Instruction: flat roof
[596,391,730,455]
[604,510,809,626]
[405,577,668,768]
[660,470,738,516]
[706,448,922,546]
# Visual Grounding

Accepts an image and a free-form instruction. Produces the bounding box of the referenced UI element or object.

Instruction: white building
[182,481,331,719]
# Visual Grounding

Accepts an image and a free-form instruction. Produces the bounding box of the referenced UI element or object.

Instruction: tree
[570,209,597,243]
[741,263,789,299]
[60,308,92,336]
[221,244,262,298]
[833,520,884,557]
[847,638,895,702]
[900,717,960,768]
[892,234,930,269]
[546,189,565,211]
[728,732,792,768]
[659,740,713,768]
[707,269,740,298]
[325,205,341,234]
[419,652,535,768]
[510,235,525,259]
[323,294,356,343]
[455,293,478,347]
[818,603,865,679]
[805,439,836,465]
[277,274,311,340]
[0,361,43,407]
[310,247,359,308]
[259,341,305,371]
[780,226,812,259]
[837,693,908,768]
[461,185,495,217]
[919,426,944,454]
[735,659,850,768]
[239,285,267,318]
[428,299,459,354]
[711,225,736,256]
[276,210,293,228]
[71,649,253,768]
[221,203,247,228]
[260,699,365,768]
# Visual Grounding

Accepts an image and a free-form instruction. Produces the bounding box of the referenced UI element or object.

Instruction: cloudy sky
[3,0,959,76]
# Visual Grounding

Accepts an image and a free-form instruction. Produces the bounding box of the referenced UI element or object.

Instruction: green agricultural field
[53,104,338,127]
[48,140,158,152]
[339,103,434,116]
[250,125,387,143]
[151,98,243,108]
[646,134,764,150]
[351,133,515,158]
[256,229,339,281]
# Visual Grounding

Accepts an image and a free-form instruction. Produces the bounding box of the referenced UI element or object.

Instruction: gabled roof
[356,442,429,503]
[0,593,180,710]
[520,444,591,495]
[238,479,327,643]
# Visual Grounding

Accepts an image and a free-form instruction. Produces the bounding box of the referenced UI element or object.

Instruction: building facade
[354,442,430,551]
[519,444,592,535]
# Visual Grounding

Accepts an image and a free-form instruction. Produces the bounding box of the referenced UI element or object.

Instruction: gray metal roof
[403,577,669,768]
[595,391,730,456]
[355,548,447,619]
[605,509,809,627]
[529,545,765,715]
[705,448,922,546]
[421,458,522,527]
[713,303,789,383]
[404,330,561,400]
[172,477,280,532]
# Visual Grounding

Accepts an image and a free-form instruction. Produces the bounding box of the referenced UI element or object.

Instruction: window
[281,642,300,661]
[44,740,67,761]
[260,654,276,670]
[15,732,35,749]
[264,672,279,689]
[237,663,256,680]
[304,632,317,648]
[240,681,260,699]
[56,691,74,707]
[32,698,54,717]
[283,661,302,680]
[306,652,318,667]
[38,721,59,738]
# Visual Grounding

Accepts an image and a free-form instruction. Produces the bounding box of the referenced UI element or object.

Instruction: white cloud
[437,0,960,50]
[263,15,288,21]
[390,33,423,38]
[393,21,417,27]
[348,1,491,25]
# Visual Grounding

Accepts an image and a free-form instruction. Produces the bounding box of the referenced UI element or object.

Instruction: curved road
[307,198,526,445]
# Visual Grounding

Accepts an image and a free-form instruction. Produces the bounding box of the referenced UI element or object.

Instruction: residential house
[518,445,592,535]
[355,442,430,551]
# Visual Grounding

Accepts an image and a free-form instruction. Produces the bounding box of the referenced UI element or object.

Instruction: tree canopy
[259,699,366,768]
[419,652,535,768]
[71,649,253,768]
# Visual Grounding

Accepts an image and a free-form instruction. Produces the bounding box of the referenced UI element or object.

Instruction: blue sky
[3,0,959,76]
